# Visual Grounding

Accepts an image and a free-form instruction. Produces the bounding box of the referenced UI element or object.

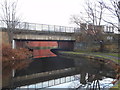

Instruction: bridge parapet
[0,20,118,34]
[0,20,77,33]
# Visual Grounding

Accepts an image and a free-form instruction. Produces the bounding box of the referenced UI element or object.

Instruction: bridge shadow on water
[15,56,75,77]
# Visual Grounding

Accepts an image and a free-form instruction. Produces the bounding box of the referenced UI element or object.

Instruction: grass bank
[60,51,119,64]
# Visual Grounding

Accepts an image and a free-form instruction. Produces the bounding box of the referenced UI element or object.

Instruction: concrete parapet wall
[1,28,75,41]
[14,34,75,41]
[0,29,9,44]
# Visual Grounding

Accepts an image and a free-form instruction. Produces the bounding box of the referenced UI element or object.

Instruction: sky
[17,0,85,27]
[0,0,119,29]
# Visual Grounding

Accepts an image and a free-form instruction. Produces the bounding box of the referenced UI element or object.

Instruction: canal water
[15,56,117,89]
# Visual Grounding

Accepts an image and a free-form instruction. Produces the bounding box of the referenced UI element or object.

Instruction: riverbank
[59,51,120,89]
[59,51,119,64]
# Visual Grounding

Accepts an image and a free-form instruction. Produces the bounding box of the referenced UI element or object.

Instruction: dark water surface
[15,56,116,78]
[14,56,117,89]
[15,56,75,77]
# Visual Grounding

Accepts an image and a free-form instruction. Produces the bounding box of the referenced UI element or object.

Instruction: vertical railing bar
[35,83,36,89]
[24,22,26,30]
[54,79,55,86]
[35,23,36,30]
[42,82,43,88]
[65,27,66,32]
[69,76,71,82]
[19,22,20,29]
[25,22,29,30]
[27,85,29,90]
[54,25,55,32]
[48,80,49,87]
[60,78,61,84]
[28,23,29,30]
[28,23,30,30]
[40,24,42,31]
[59,78,60,85]
[65,77,66,83]
[60,26,61,32]
[48,25,50,33]
[41,24,43,31]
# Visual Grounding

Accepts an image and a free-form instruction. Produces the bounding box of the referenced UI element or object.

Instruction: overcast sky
[0,0,119,29]
[17,0,85,27]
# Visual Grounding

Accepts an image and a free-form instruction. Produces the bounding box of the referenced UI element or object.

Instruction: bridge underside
[15,39,75,58]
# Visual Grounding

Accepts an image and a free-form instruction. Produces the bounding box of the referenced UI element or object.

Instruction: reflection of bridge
[11,57,115,89]
[12,68,80,88]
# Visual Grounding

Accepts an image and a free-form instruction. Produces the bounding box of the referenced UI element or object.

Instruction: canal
[14,55,117,89]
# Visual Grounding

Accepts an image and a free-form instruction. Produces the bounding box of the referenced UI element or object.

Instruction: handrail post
[35,23,36,30]
[59,26,61,32]
[41,24,43,31]
[54,25,55,32]
[65,27,66,32]
[48,25,50,32]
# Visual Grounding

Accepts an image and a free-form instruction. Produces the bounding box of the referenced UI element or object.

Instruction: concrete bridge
[0,22,77,57]
[1,21,117,42]
[0,21,76,41]
[1,21,117,57]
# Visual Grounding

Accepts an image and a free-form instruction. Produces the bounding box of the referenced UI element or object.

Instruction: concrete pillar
[12,69,15,77]
[12,39,16,49]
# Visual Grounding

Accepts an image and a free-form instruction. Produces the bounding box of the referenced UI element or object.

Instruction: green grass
[91,52,119,57]
[105,53,120,57]
[61,51,119,63]
[62,51,84,54]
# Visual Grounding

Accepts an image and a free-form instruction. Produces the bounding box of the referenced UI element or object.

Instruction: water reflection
[15,56,74,76]
[2,59,32,88]
[6,56,117,89]
[74,57,116,82]
[73,57,116,89]
[17,74,114,89]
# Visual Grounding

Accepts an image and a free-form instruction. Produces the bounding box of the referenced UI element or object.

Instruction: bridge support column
[12,40,16,49]
[12,69,15,77]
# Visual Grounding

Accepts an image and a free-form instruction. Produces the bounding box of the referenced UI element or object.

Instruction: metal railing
[0,20,118,33]
[0,20,77,33]
[15,74,80,89]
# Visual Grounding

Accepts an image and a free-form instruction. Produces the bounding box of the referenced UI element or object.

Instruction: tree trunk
[7,28,13,46]
[99,40,104,52]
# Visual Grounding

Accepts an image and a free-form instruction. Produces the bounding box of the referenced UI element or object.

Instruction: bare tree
[71,0,106,52]
[0,0,20,44]
[100,0,120,31]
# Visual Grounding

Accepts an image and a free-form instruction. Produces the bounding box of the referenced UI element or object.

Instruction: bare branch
[0,0,21,44]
